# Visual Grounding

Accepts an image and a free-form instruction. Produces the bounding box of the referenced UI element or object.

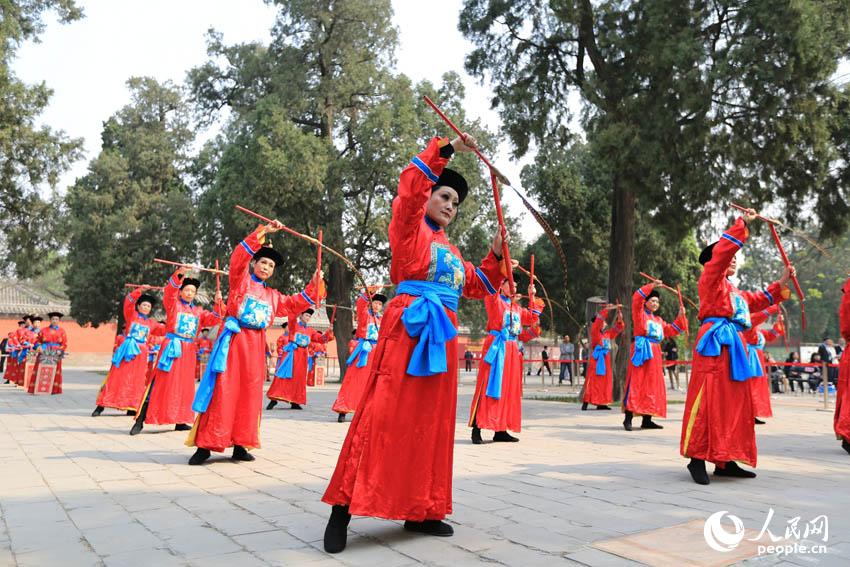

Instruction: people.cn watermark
[704,508,828,557]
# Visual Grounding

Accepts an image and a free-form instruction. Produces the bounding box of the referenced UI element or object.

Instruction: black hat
[31,316,43,322]
[281,321,288,328]
[432,168,469,204]
[699,242,717,266]
[646,289,660,301]
[302,308,315,316]
[180,277,201,290]
[253,245,284,266]
[137,294,157,309]
[17,320,25,325]
[371,293,387,303]
[201,328,210,333]
[47,312,64,319]
[23,314,32,321]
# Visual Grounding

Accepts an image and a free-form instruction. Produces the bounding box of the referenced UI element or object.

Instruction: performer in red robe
[468,283,542,443]
[582,307,625,410]
[743,305,784,422]
[130,269,222,435]
[266,308,331,409]
[93,289,158,415]
[322,133,505,553]
[3,320,25,385]
[186,224,323,464]
[623,283,687,430]
[681,212,793,484]
[11,315,36,387]
[332,290,387,422]
[834,276,850,454]
[28,312,68,394]
[195,328,213,381]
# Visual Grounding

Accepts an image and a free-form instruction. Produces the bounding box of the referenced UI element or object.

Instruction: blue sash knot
[193,317,242,413]
[111,336,145,368]
[397,280,460,377]
[484,329,514,399]
[592,344,610,375]
[156,333,193,372]
[346,337,377,368]
[275,342,298,379]
[696,317,761,381]
[631,336,659,367]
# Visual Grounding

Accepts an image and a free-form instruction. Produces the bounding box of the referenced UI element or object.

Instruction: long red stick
[768,223,806,330]
[529,254,535,301]
[153,258,228,275]
[215,259,221,297]
[316,229,323,306]
[639,272,697,308]
[125,284,164,291]
[677,283,689,338]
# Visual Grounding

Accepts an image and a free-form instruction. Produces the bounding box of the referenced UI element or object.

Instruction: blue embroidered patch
[175,312,199,338]
[293,332,311,348]
[128,322,150,342]
[646,320,664,341]
[731,293,751,328]
[366,322,379,341]
[238,296,273,329]
[428,243,465,291]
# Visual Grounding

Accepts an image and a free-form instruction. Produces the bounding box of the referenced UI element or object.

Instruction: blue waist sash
[484,329,516,399]
[346,337,377,368]
[274,342,298,379]
[156,333,194,373]
[592,344,610,376]
[111,336,145,368]
[308,355,315,372]
[193,317,242,413]
[397,280,460,377]
[631,336,659,367]
[15,345,30,363]
[696,317,760,381]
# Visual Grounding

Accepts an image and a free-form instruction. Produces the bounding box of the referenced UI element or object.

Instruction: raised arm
[163,268,183,315]
[841,277,850,341]
[663,310,688,338]
[123,287,144,323]
[632,284,654,332]
[520,297,544,326]
[703,217,749,284]
[274,273,326,318]
[462,251,502,300]
[591,309,607,344]
[606,312,626,340]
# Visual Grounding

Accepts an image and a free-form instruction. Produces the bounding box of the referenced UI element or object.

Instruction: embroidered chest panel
[427,242,465,291]
[175,312,199,338]
[238,295,273,329]
[128,322,150,342]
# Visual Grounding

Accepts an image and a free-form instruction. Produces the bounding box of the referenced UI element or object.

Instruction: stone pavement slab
[0,369,847,566]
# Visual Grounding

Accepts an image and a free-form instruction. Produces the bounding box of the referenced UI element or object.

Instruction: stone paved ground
[0,369,848,566]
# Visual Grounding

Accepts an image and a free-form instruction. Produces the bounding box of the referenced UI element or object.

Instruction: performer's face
[726,254,738,276]
[426,187,459,227]
[50,316,60,325]
[32,320,41,329]
[646,297,660,312]
[371,300,384,313]
[253,257,276,280]
[500,281,511,296]
[137,301,152,315]
[300,312,312,324]
[180,285,197,302]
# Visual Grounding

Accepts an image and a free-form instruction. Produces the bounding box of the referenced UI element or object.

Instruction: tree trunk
[328,257,353,382]
[609,172,636,402]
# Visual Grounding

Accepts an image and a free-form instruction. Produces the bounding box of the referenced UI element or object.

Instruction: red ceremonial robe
[623,284,687,418]
[4,330,21,384]
[147,325,165,382]
[96,289,156,411]
[833,277,850,444]
[332,293,383,414]
[144,270,222,426]
[266,317,330,405]
[680,217,789,467]
[468,293,542,433]
[29,324,67,394]
[743,306,783,419]
[11,326,36,386]
[195,336,213,380]
[322,136,503,521]
[583,308,625,406]
[188,229,320,453]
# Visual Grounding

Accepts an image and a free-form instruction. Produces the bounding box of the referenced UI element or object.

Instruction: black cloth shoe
[687,458,710,485]
[231,445,255,462]
[91,406,104,417]
[623,411,633,431]
[471,427,483,444]
[714,461,756,478]
[842,439,850,455]
[175,423,191,431]
[493,431,519,442]
[126,410,136,416]
[337,413,346,423]
[641,415,663,429]
[403,520,454,537]
[266,400,277,410]
[581,402,588,411]
[754,418,765,425]
[188,448,211,466]
[129,421,143,435]
[323,505,351,553]
[290,403,303,410]
[596,405,612,410]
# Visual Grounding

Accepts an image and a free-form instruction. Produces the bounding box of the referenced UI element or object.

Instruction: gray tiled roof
[0,280,70,317]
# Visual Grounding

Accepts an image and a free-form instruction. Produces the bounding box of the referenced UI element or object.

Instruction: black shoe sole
[403,521,454,537]
[687,462,710,485]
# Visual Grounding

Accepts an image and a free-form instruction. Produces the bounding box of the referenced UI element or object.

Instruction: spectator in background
[537,346,552,376]
[464,349,474,372]
[837,338,845,358]
[785,351,804,392]
[662,338,680,390]
[559,335,574,385]
[819,337,839,384]
[806,353,824,392]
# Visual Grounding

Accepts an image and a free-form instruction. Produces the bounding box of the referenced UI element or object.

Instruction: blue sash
[111,337,144,368]
[592,344,610,376]
[484,329,515,399]
[397,280,460,377]
[193,317,241,413]
[346,337,376,368]
[15,345,30,363]
[307,355,315,372]
[631,336,659,367]
[156,333,194,372]
[696,317,761,381]
[275,342,298,379]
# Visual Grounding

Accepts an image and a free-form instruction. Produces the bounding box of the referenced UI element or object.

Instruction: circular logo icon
[704,511,745,553]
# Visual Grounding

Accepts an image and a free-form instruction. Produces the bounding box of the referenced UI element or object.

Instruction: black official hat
[432,168,469,204]
[31,316,43,322]
[699,242,717,266]
[180,277,201,290]
[280,321,288,328]
[137,294,157,309]
[302,308,315,316]
[47,312,64,319]
[371,293,387,303]
[253,245,284,266]
[646,289,660,301]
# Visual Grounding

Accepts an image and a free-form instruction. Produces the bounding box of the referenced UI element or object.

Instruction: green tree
[461,0,850,393]
[0,0,83,277]
[65,77,197,325]
[189,0,510,374]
